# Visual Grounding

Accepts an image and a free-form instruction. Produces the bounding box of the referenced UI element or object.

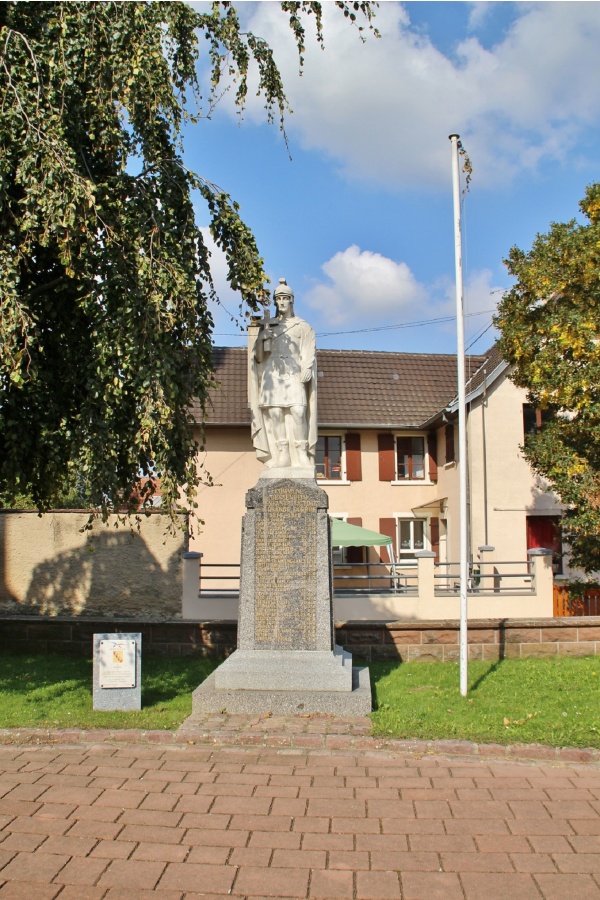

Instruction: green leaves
[495,183,600,572]
[0,1,376,527]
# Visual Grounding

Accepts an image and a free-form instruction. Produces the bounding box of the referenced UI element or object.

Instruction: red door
[526,516,562,574]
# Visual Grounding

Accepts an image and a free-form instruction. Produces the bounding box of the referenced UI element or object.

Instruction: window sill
[317,479,351,486]
[390,480,433,486]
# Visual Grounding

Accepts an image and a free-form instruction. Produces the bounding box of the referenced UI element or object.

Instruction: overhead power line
[213,308,496,339]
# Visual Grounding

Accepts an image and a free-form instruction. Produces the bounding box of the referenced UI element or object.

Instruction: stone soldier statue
[249,278,317,470]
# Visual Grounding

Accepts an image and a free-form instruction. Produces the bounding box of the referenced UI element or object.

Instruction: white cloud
[305,245,427,326]
[217,1,600,189]
[467,3,496,32]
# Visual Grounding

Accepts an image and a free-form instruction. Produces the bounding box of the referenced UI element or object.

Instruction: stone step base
[190,665,371,716]
[214,645,353,692]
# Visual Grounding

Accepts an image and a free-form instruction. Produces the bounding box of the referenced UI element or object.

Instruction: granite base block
[214,645,353,692]
[190,665,371,716]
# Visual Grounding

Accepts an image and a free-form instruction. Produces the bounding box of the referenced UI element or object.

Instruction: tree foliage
[495,183,600,572]
[0,0,376,525]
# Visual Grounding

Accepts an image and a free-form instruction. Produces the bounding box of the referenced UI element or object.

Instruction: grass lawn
[0,654,598,748]
[370,657,600,748]
[0,655,217,731]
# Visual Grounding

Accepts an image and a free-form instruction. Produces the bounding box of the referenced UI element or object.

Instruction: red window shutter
[346,516,364,564]
[345,433,362,481]
[445,424,455,464]
[378,517,397,563]
[427,433,438,482]
[430,516,440,563]
[378,433,395,481]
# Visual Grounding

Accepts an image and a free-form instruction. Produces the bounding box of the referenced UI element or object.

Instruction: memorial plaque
[93,632,141,711]
[254,484,317,649]
[98,639,136,688]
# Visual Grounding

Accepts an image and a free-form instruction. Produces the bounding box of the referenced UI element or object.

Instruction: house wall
[466,375,566,569]
[0,511,186,619]
[192,368,576,591]
[192,426,441,565]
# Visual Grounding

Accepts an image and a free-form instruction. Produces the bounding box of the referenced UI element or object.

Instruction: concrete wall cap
[527,548,553,556]
[183,551,203,559]
[415,550,436,558]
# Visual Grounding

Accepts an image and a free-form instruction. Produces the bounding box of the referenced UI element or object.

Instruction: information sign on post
[93,632,141,711]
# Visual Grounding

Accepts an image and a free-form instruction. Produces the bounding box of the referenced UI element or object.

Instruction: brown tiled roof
[196,347,487,429]
[464,343,507,395]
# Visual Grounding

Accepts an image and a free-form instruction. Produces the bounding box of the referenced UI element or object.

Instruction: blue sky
[183,1,600,356]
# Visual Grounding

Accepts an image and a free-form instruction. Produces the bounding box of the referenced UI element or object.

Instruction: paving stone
[89,839,136,859]
[409,833,477,852]
[309,868,354,898]
[511,852,557,873]
[400,871,464,900]
[184,829,248,848]
[232,865,310,897]
[52,856,110,885]
[97,859,167,890]
[370,850,440,871]
[102,890,183,900]
[460,872,543,899]
[0,884,62,899]
[117,824,186,845]
[533,873,600,899]
[228,846,272,867]
[53,887,107,900]
[131,841,190,863]
[185,845,230,866]
[327,850,369,869]
[0,851,70,883]
[65,820,124,841]
[270,849,327,869]
[302,833,354,851]
[0,833,46,853]
[355,870,402,899]
[41,834,99,857]
[553,853,600,874]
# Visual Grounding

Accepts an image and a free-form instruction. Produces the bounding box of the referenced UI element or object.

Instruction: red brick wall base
[1,617,599,661]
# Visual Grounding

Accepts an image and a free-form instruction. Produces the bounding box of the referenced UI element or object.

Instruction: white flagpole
[449,134,469,697]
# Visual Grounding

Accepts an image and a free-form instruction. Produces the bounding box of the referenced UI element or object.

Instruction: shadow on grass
[141,658,217,708]
[468,659,505,694]
[360,659,402,712]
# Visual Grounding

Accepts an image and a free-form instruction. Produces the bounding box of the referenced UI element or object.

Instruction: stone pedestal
[191,478,371,715]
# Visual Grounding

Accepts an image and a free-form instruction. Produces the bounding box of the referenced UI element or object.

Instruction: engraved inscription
[254,486,317,649]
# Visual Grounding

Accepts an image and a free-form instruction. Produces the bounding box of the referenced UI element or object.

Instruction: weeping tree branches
[0,1,377,526]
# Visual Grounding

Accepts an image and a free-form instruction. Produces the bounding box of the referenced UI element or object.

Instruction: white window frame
[391,433,431,485]
[316,433,349,484]
[394,514,431,562]
[330,513,350,566]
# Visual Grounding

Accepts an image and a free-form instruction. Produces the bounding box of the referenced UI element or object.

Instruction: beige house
[189,343,566,617]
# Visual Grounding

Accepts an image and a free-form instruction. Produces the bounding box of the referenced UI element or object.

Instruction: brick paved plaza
[0,728,599,899]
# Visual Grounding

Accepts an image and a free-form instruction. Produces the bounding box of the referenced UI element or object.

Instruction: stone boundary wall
[0,510,187,619]
[1,616,599,660]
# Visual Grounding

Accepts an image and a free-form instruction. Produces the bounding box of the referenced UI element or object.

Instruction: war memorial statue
[249,278,317,472]
[190,279,371,715]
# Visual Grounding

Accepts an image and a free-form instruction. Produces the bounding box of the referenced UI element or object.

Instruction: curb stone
[0,724,598,765]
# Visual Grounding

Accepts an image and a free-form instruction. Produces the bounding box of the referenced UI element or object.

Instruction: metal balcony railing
[198,562,418,595]
[434,560,535,595]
